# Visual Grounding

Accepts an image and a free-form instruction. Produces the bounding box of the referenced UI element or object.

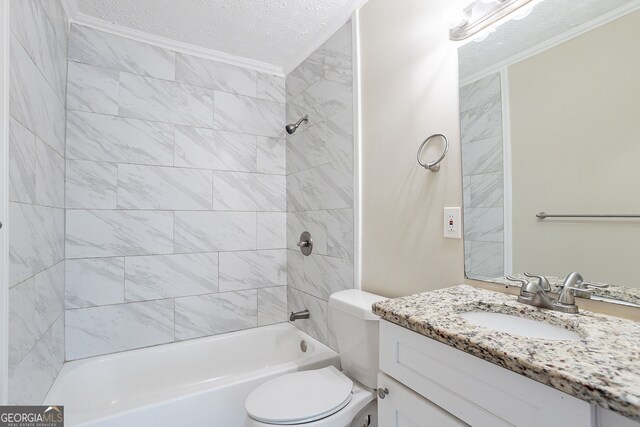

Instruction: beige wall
[509,11,640,287]
[358,0,466,298]
[357,0,640,318]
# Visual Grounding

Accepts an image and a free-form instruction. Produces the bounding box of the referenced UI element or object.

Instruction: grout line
[27,311,66,398]
[171,126,176,167]
[172,297,176,343]
[63,156,287,176]
[210,170,215,211]
[216,252,220,293]
[10,304,65,375]
[65,207,287,212]
[172,211,176,254]
[66,249,289,263]
[10,23,67,107]
[122,256,127,303]
[9,259,65,290]
[67,57,277,99]
[256,282,260,326]
[8,198,65,211]
[9,112,65,160]
[66,85,286,139]
[115,162,120,208]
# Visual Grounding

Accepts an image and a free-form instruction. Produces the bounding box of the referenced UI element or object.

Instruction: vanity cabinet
[377,373,467,427]
[597,409,640,427]
[378,320,594,426]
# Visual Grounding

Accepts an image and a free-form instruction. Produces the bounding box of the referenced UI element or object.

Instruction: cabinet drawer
[378,373,468,427]
[379,320,592,427]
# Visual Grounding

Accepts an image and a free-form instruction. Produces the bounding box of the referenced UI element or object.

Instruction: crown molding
[60,0,283,76]
[283,0,369,75]
[60,0,369,77]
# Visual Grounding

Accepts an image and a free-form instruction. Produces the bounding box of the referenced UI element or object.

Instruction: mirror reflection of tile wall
[460,73,504,279]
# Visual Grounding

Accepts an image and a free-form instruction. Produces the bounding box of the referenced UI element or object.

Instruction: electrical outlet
[444,207,462,239]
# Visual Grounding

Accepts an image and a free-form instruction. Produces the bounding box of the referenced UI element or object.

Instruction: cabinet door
[380,321,592,427]
[596,407,640,427]
[378,373,468,427]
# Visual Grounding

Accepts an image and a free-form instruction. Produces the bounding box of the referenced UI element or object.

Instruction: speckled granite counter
[372,285,640,421]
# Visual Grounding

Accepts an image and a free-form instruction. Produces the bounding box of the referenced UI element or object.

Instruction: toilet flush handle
[377,388,389,399]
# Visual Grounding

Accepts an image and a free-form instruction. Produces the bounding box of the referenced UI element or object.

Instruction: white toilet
[244,290,386,427]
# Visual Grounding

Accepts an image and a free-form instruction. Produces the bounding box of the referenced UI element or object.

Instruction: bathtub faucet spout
[290,309,310,321]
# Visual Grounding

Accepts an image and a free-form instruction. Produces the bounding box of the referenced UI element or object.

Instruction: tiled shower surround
[64,24,288,360]
[286,22,355,349]
[7,7,354,402]
[460,73,505,279]
[8,0,69,404]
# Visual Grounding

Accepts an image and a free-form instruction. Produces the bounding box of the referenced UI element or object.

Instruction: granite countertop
[372,285,640,421]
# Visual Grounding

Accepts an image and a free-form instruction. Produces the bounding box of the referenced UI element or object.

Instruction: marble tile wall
[65,24,287,360]
[285,21,355,350]
[8,0,69,404]
[460,73,505,279]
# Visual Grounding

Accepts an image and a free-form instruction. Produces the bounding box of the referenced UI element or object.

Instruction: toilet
[245,290,386,427]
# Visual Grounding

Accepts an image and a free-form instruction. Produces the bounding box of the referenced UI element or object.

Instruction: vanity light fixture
[449,0,540,41]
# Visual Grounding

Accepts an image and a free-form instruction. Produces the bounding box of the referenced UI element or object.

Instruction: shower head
[286,115,308,135]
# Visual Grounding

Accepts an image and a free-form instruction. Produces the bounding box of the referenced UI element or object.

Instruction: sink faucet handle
[506,276,528,286]
[560,272,602,298]
[523,273,552,291]
[558,286,594,306]
[507,276,537,298]
[581,281,609,289]
[510,276,546,303]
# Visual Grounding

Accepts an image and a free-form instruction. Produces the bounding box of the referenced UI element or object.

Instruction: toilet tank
[328,290,387,389]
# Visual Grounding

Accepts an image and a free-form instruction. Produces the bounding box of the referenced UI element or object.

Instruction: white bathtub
[45,323,340,427]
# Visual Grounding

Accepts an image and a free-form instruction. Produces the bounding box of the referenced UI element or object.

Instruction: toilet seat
[245,366,353,425]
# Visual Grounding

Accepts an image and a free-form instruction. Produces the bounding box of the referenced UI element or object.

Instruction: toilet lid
[245,366,353,425]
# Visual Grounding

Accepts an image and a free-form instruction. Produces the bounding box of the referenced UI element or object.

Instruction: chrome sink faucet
[562,272,584,288]
[509,276,555,310]
[557,272,608,299]
[507,274,593,314]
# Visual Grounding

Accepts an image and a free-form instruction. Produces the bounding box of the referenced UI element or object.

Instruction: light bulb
[445,9,469,30]
[511,4,534,20]
[472,27,496,43]
[511,0,546,21]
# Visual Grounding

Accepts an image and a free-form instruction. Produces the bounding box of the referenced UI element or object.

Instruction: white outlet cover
[444,207,462,239]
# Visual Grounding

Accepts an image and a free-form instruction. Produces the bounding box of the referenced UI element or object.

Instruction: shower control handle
[297,231,313,256]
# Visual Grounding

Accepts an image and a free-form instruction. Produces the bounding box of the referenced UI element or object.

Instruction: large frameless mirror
[458,0,640,306]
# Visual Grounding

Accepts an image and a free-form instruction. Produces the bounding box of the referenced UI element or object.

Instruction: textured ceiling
[459,0,639,80]
[76,0,355,68]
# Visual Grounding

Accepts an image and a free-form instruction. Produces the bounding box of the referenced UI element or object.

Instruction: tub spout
[290,309,310,321]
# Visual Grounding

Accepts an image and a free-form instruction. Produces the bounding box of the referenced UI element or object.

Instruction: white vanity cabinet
[597,409,640,427]
[377,373,468,427]
[378,320,600,427]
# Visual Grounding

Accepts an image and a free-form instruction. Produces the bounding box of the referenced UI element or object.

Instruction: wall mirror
[458,0,640,306]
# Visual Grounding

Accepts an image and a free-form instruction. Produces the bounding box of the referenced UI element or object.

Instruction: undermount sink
[459,312,581,341]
